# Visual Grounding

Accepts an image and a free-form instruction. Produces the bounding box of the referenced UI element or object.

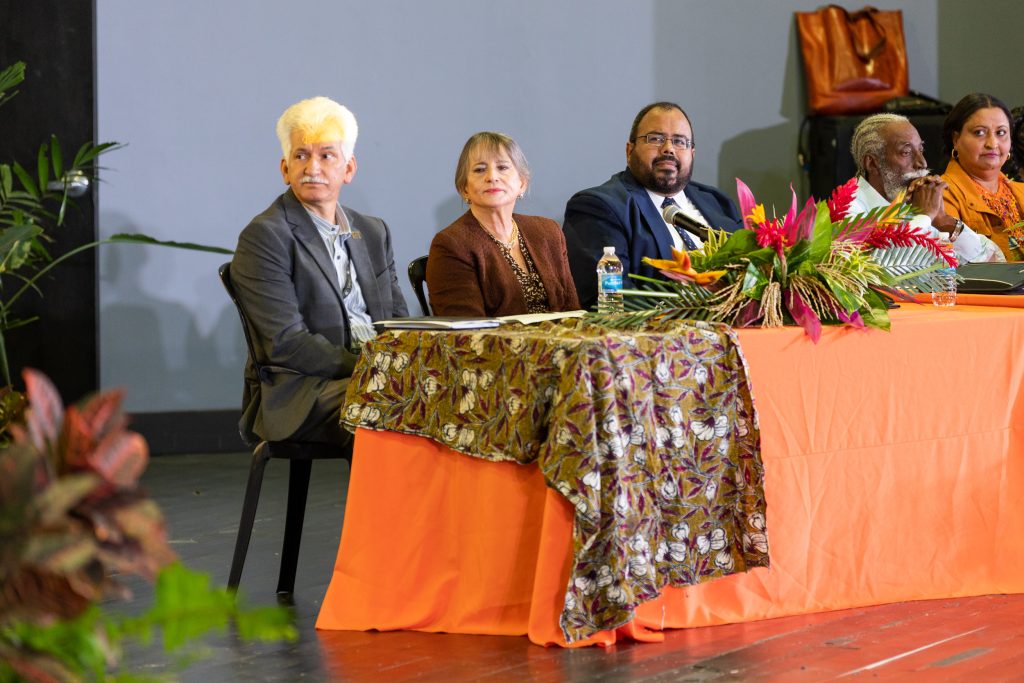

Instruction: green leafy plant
[0,369,295,682]
[0,61,232,437]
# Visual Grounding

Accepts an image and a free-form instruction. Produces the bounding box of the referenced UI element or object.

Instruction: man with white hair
[849,113,1003,263]
[231,96,407,446]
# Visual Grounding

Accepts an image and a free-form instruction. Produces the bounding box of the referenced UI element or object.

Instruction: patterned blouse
[977,175,1023,227]
[483,228,550,313]
[976,176,1024,257]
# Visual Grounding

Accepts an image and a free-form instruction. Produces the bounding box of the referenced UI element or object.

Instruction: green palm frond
[871,244,947,292]
[871,243,936,268]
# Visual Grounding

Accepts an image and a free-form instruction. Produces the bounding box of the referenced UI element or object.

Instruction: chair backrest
[407,255,430,316]
[218,262,264,375]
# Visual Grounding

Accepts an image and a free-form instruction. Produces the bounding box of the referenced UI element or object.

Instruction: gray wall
[95,0,1015,412]
[938,0,1022,108]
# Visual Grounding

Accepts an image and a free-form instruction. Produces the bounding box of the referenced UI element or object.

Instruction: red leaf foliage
[19,369,64,457]
[1,370,173,627]
[76,388,128,444]
[86,430,148,488]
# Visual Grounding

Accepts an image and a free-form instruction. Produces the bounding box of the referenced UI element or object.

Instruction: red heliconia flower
[755,218,787,254]
[827,177,858,223]
[864,223,958,267]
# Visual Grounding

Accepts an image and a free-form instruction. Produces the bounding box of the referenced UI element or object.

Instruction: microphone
[661,204,710,243]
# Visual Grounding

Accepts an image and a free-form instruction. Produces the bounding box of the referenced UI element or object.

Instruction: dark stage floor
[121,452,1024,682]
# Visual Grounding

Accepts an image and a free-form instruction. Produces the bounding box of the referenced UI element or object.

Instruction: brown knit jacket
[426,211,580,317]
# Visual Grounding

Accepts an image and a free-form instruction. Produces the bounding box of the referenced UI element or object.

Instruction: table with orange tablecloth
[316,304,1024,647]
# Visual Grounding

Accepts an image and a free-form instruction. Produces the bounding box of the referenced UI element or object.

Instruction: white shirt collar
[303,202,352,239]
[855,175,890,206]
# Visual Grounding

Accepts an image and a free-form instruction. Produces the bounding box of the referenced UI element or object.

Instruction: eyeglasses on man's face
[634,132,694,150]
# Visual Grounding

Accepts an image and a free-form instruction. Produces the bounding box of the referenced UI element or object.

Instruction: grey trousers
[288,378,353,446]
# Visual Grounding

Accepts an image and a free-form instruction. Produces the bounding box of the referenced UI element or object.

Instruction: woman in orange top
[941,93,1024,261]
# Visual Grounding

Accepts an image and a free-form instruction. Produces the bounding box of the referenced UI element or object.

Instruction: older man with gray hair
[231,96,407,447]
[848,113,1003,263]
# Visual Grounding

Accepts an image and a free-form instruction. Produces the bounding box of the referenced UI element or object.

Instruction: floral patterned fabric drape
[341,318,769,643]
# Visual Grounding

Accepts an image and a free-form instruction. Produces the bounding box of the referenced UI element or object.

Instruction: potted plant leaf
[0,369,296,681]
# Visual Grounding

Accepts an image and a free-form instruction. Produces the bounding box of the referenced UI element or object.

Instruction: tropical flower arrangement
[595,178,955,341]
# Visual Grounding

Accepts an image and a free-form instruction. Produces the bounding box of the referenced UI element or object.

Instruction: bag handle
[829,4,888,61]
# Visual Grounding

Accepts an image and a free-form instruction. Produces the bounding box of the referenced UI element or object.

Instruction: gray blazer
[231,189,407,443]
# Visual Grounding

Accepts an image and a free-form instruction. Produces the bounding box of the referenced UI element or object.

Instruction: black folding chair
[218,262,352,595]
[407,255,431,315]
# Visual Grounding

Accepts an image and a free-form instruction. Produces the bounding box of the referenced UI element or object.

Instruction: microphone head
[661,203,682,223]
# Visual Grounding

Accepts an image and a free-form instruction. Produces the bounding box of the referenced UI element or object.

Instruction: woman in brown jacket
[427,132,580,316]
[941,93,1024,260]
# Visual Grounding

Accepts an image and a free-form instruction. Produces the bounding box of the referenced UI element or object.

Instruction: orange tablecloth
[317,305,1024,646]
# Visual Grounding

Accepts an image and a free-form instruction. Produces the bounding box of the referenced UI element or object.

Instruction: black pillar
[0,0,97,402]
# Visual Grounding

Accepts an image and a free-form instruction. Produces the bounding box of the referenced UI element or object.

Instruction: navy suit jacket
[232,189,407,444]
[562,170,742,309]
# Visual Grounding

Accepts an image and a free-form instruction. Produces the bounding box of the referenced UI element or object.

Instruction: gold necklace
[481,219,518,250]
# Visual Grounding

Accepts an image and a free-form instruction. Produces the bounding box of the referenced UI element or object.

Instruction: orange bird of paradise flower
[643,248,726,286]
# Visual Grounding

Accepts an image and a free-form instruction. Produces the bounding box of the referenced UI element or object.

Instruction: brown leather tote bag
[796,5,909,115]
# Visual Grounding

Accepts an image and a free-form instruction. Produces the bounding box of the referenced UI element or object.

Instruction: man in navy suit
[232,97,407,446]
[563,102,742,309]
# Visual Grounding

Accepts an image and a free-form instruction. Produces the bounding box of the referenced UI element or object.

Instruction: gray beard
[879,166,929,202]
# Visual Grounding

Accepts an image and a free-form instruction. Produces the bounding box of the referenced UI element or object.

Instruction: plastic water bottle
[931,267,957,307]
[596,246,624,314]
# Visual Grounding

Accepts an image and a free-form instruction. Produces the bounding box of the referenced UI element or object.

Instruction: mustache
[653,155,680,169]
[902,168,930,182]
[300,175,328,184]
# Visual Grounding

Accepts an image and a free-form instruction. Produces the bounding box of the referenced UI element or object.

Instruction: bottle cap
[602,246,615,256]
